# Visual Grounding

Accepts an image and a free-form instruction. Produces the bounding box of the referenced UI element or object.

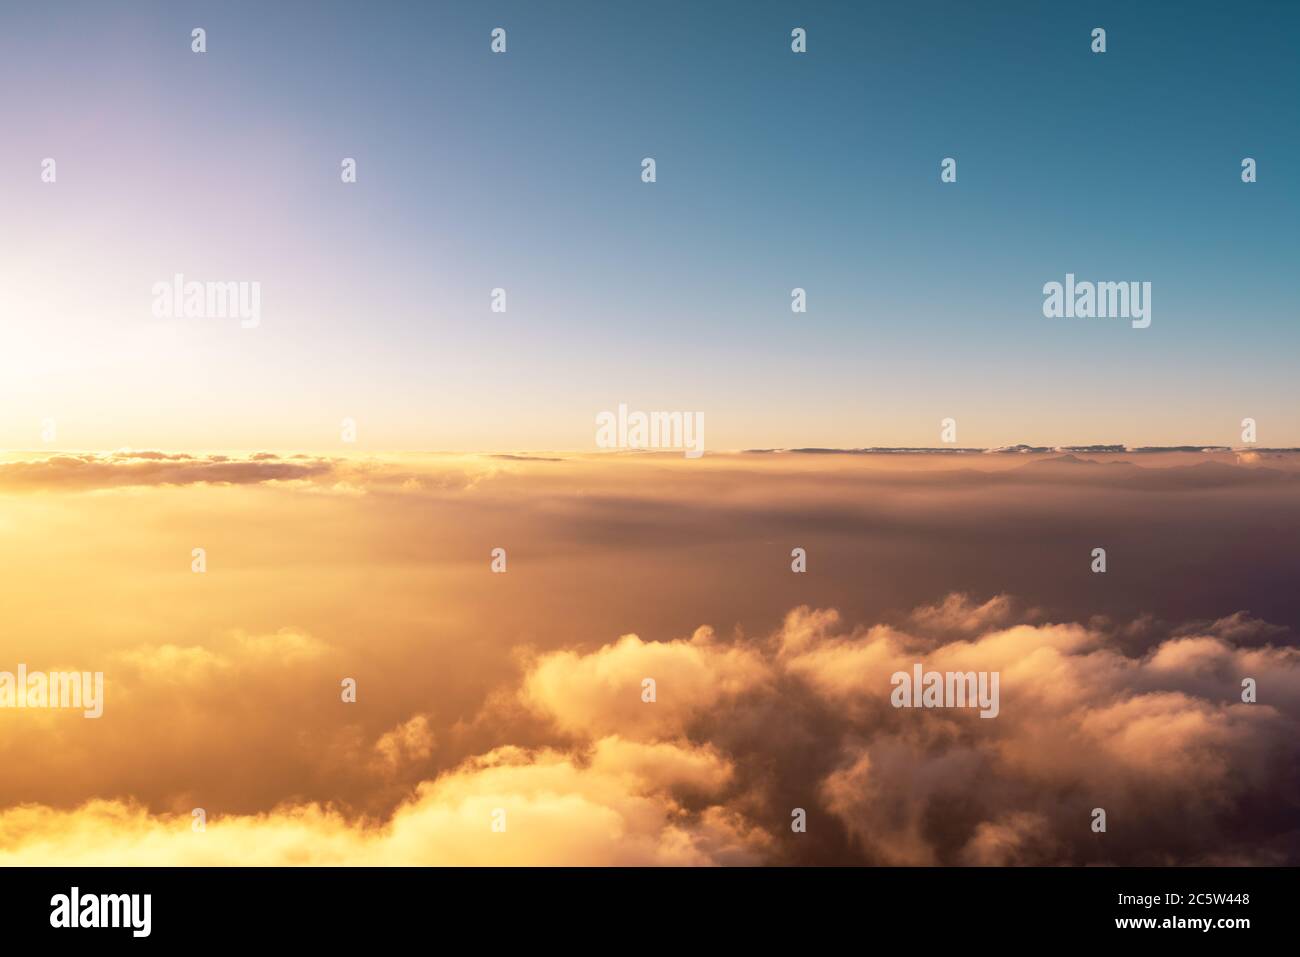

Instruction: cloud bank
[2,594,1295,866]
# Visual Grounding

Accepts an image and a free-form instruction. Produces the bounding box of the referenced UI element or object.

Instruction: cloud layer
[2,451,1297,864]
[2,592,1296,865]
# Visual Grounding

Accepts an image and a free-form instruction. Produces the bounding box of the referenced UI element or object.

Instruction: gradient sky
[1,0,1297,451]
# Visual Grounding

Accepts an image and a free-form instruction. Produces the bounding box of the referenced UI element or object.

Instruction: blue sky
[1,0,1296,449]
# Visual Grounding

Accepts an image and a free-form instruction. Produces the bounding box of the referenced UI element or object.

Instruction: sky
[1,0,1297,452]
[2,3,1298,870]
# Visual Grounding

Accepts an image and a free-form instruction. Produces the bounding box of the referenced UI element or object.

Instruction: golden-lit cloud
[373,715,436,771]
[521,627,771,740]
[0,736,764,866]
[0,452,336,491]
[5,590,1295,865]
[1,451,1297,865]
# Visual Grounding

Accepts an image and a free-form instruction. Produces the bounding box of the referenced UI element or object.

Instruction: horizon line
[4,445,1300,458]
